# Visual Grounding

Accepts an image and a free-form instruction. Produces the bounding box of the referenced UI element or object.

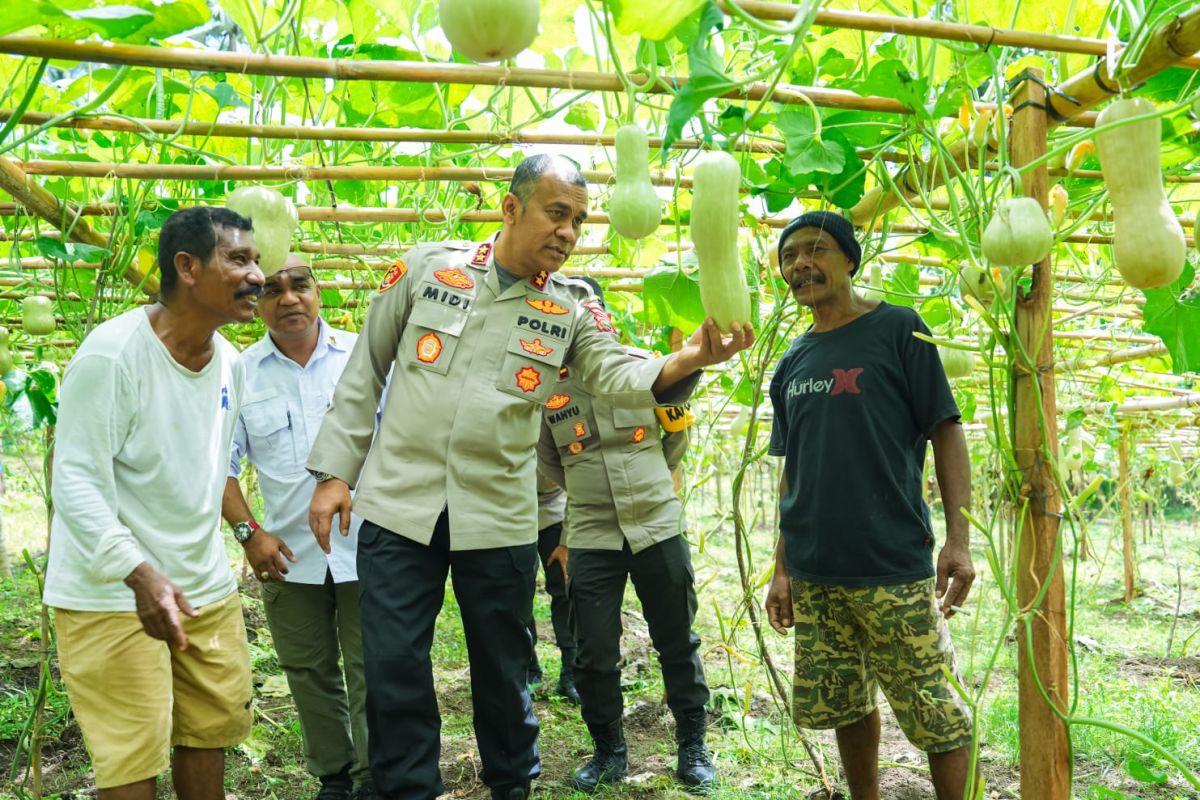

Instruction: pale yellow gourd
[937,345,974,379]
[439,0,539,63]
[691,152,751,332]
[608,125,661,240]
[982,197,1054,267]
[859,262,885,303]
[1094,97,1186,289]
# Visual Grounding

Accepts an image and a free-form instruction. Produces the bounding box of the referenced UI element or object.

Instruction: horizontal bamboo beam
[1080,392,1200,414]
[728,0,1200,68]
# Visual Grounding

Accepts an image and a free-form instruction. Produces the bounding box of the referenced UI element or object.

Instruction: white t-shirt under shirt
[44,307,244,612]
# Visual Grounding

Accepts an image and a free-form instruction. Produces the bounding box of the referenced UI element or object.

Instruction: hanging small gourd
[859,262,885,303]
[226,185,298,277]
[981,197,1054,267]
[691,151,751,332]
[1094,97,1186,289]
[1063,426,1086,472]
[22,296,56,336]
[439,0,539,63]
[607,125,661,240]
[958,264,996,305]
[0,326,12,374]
[937,345,974,379]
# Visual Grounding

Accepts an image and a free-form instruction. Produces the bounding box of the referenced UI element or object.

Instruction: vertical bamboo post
[1010,69,1071,800]
[1120,425,1136,601]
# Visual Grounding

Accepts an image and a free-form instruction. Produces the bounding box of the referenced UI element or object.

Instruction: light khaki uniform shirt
[537,474,566,530]
[307,238,674,550]
[537,349,695,554]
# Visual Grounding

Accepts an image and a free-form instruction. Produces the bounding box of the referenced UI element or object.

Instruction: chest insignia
[515,365,542,394]
[433,267,475,290]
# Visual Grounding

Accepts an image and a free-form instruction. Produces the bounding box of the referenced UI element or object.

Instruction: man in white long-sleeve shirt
[222,255,371,800]
[44,206,264,800]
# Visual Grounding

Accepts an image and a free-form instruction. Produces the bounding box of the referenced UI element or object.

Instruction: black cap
[777,210,862,276]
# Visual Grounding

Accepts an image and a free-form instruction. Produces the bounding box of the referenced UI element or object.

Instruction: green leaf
[884,262,920,307]
[816,131,866,208]
[661,3,736,154]
[70,243,111,263]
[0,2,63,36]
[34,236,71,263]
[855,58,928,115]
[641,267,707,329]
[564,102,600,132]
[1124,759,1168,785]
[320,289,344,308]
[63,5,155,39]
[919,296,956,329]
[954,387,977,423]
[817,48,855,78]
[1142,264,1200,375]
[205,81,246,110]
[610,0,705,40]
[776,106,845,175]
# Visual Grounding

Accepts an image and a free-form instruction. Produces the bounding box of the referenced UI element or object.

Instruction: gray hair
[509,154,587,206]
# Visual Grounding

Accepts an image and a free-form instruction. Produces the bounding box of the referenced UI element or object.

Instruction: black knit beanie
[777,210,862,276]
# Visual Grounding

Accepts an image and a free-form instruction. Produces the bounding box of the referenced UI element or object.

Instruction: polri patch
[515,365,542,393]
[379,259,407,292]
[433,267,475,290]
[416,332,443,364]
[519,338,554,357]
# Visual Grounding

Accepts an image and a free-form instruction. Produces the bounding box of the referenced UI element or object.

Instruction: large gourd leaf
[1142,264,1200,376]
[610,0,705,40]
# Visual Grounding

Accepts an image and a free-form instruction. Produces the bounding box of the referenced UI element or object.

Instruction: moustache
[236,285,264,300]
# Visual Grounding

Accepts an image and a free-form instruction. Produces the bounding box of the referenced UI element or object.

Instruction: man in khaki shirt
[537,284,713,794]
[306,155,752,800]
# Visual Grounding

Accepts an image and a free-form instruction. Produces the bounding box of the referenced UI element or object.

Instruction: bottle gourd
[1094,97,1186,289]
[690,152,750,332]
[607,125,661,240]
[439,0,539,63]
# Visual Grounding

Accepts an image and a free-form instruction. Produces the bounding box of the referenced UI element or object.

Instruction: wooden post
[1010,69,1071,800]
[1120,425,1136,602]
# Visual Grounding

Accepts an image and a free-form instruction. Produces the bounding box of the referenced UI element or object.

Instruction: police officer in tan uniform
[537,283,715,794]
[305,155,753,800]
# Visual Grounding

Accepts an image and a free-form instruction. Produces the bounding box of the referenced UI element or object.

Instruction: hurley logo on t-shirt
[785,368,864,399]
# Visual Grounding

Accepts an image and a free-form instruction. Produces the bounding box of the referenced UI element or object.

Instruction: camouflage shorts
[790,577,973,753]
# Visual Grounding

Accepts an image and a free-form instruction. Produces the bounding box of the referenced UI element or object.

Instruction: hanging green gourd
[439,0,539,63]
[691,151,751,332]
[981,197,1054,267]
[607,125,661,240]
[0,326,12,374]
[226,185,298,277]
[859,262,885,303]
[1063,426,1086,472]
[22,296,55,336]
[937,345,974,379]
[1095,97,1186,289]
[958,264,996,305]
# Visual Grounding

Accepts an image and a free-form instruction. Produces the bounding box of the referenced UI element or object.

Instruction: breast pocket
[243,399,300,470]
[549,398,597,463]
[496,326,568,406]
[612,407,659,450]
[404,299,467,376]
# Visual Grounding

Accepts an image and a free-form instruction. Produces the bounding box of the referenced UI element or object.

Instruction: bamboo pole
[1119,424,1137,602]
[0,157,155,294]
[723,0,1200,67]
[849,5,1200,225]
[1070,343,1169,370]
[0,36,917,116]
[1009,70,1070,800]
[1080,392,1200,414]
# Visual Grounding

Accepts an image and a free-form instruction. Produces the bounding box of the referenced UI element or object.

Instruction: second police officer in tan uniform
[537,282,716,794]
[527,474,578,702]
[305,155,752,800]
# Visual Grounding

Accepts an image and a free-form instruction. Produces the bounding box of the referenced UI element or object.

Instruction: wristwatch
[308,469,336,483]
[232,520,260,544]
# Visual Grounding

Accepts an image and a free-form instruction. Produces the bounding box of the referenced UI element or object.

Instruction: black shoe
[350,782,376,800]
[491,783,529,799]
[316,768,353,800]
[555,665,581,705]
[675,710,716,793]
[570,720,628,793]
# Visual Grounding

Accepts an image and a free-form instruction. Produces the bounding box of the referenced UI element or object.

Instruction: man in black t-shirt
[764,211,976,800]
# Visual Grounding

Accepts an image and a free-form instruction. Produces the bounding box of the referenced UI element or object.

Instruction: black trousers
[357,512,540,800]
[528,521,574,674]
[568,535,710,728]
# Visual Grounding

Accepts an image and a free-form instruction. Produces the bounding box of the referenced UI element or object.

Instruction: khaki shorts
[55,590,253,788]
[790,577,973,753]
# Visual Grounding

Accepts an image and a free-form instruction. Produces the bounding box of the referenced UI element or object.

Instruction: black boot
[570,720,628,793]
[555,660,581,704]
[316,766,353,800]
[528,650,545,692]
[675,710,716,793]
[491,783,530,799]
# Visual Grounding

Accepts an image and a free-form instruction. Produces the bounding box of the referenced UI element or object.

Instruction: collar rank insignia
[519,338,554,357]
[379,259,407,292]
[433,268,475,290]
[530,271,549,291]
[471,242,492,267]
[416,332,443,364]
[515,365,542,393]
[526,298,569,315]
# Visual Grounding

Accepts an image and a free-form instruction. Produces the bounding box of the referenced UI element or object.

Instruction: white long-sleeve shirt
[230,320,360,584]
[43,308,243,611]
